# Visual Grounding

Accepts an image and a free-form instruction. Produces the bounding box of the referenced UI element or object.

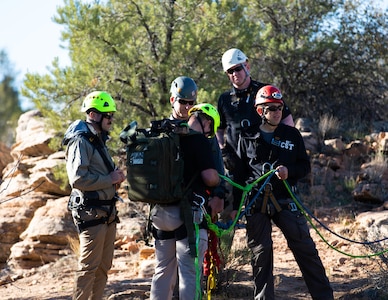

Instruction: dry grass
[318,114,340,140]
[365,153,388,182]
[67,234,80,257]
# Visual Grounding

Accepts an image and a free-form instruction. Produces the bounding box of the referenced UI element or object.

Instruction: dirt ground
[1,203,387,300]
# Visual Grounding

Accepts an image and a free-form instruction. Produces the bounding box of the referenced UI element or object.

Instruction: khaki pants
[73,221,116,300]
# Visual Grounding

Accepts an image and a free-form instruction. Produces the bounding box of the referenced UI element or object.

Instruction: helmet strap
[261,116,277,127]
[228,64,250,94]
[193,112,211,137]
[87,111,104,132]
[241,64,250,85]
[258,108,277,128]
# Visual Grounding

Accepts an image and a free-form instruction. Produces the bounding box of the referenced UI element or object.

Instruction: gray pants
[150,229,208,300]
[246,200,333,300]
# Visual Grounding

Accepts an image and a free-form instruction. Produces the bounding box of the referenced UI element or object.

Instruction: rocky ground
[1,202,388,300]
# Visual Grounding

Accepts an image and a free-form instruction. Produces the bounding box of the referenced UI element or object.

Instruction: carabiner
[193,192,205,206]
[262,161,276,173]
[193,192,207,215]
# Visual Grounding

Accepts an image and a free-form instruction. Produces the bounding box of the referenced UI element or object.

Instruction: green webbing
[205,170,275,237]
[194,223,202,300]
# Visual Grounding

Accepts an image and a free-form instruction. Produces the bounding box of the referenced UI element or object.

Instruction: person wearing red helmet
[231,85,333,300]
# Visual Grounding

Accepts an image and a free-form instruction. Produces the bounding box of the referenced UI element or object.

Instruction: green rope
[205,170,275,237]
[194,223,202,299]
[203,171,388,258]
[282,180,388,258]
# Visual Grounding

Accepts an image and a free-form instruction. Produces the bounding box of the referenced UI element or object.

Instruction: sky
[0,0,70,109]
[1,0,387,110]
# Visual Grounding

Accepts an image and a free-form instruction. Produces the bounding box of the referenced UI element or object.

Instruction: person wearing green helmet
[150,77,225,300]
[63,91,125,300]
[188,103,221,139]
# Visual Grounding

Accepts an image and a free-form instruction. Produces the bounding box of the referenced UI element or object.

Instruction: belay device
[121,119,191,205]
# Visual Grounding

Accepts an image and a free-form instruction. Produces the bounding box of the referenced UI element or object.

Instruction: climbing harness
[260,183,282,215]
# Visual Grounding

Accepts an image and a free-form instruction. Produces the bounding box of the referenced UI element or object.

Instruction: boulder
[11,110,55,158]
[0,143,12,177]
[8,197,76,269]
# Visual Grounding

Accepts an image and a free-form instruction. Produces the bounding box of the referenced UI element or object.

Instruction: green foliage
[20,0,387,153]
[52,163,70,191]
[344,176,357,192]
[0,50,23,146]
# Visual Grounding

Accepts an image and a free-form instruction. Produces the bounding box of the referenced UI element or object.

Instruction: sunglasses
[265,105,283,112]
[102,112,115,120]
[226,65,244,74]
[177,99,195,106]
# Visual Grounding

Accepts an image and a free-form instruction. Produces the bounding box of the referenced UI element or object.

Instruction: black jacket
[233,123,310,210]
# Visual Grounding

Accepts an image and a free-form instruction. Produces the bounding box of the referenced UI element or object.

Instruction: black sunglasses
[177,99,195,106]
[226,65,244,74]
[102,112,115,120]
[265,105,283,112]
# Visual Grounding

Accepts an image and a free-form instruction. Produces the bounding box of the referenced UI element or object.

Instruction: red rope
[203,229,222,276]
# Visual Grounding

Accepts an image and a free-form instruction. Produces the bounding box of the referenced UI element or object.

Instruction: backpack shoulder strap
[78,131,115,173]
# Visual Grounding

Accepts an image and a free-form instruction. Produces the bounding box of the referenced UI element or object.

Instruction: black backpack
[121,119,197,205]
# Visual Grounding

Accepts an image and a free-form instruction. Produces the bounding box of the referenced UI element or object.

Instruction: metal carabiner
[193,192,207,215]
[262,161,276,173]
[193,192,205,206]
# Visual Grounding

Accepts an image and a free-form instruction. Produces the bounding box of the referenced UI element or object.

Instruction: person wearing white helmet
[217,48,294,174]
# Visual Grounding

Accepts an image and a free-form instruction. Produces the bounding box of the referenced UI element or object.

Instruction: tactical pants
[150,229,208,300]
[73,221,116,300]
[246,201,333,300]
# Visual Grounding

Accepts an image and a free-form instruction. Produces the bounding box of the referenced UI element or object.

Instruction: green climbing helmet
[81,91,117,113]
[188,103,220,138]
